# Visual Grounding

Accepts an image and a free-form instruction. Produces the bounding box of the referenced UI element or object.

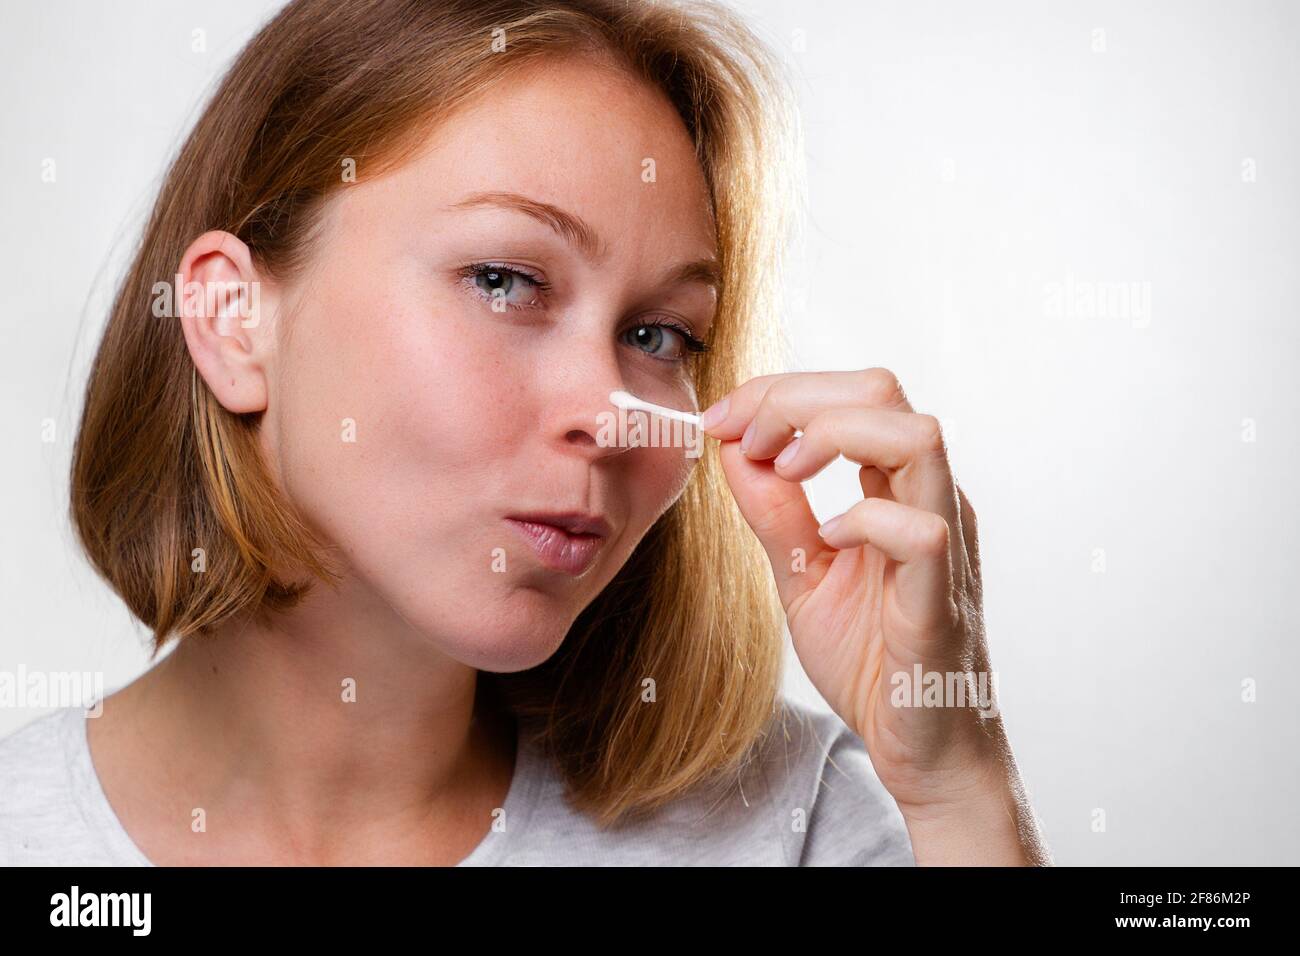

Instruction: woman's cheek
[264,300,414,541]
[638,443,699,528]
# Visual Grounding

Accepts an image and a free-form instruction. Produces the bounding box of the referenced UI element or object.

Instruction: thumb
[717,438,828,610]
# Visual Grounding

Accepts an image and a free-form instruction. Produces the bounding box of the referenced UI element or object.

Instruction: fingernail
[817,514,844,538]
[774,437,801,468]
[699,396,729,430]
[739,420,756,454]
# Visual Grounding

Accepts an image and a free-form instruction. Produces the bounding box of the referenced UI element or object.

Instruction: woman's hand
[699,368,1049,865]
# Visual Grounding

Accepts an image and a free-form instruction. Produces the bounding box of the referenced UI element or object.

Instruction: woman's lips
[505,518,606,576]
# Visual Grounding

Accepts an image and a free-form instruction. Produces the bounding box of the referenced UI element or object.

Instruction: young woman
[0,0,1048,865]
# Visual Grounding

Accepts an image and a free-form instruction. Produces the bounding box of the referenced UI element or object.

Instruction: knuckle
[845,496,881,529]
[861,367,906,407]
[917,413,946,454]
[729,374,775,418]
[818,407,859,455]
[922,515,951,555]
[854,495,885,517]
[944,595,963,632]
[754,378,793,427]
[800,411,828,446]
[763,378,794,417]
[816,407,850,443]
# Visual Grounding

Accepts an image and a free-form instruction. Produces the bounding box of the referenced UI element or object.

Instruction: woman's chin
[446,632,569,674]
[406,596,576,673]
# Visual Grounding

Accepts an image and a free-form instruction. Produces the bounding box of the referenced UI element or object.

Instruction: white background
[1,0,1296,864]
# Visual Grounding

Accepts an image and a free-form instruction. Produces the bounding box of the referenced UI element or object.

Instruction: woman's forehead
[342,57,716,243]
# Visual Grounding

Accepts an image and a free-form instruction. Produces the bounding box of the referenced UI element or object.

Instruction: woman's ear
[176,230,276,414]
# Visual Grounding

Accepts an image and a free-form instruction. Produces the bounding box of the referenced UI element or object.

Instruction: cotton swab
[609,390,702,428]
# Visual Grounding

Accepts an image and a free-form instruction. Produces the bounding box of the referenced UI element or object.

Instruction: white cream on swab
[609,389,702,428]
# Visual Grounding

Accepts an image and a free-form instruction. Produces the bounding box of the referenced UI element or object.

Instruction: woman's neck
[89,598,517,865]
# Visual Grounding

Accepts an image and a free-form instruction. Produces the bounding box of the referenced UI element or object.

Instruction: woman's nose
[545,352,634,460]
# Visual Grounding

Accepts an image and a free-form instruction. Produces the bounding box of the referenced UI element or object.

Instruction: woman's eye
[458,263,548,310]
[623,323,709,363]
[457,263,709,363]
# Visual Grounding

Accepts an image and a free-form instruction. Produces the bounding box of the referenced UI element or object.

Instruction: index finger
[699,367,915,440]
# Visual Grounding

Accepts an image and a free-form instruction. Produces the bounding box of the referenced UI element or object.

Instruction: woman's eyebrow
[446,190,721,293]
[661,257,722,294]
[448,190,605,258]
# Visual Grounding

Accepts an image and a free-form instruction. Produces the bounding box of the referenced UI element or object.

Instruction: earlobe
[176,230,274,415]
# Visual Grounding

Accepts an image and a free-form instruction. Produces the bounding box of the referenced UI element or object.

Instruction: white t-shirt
[0,692,915,866]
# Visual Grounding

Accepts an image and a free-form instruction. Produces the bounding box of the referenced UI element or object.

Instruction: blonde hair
[70,0,804,827]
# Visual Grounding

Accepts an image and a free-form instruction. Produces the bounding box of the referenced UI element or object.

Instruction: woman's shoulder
[495,691,915,866]
[0,706,133,865]
[744,690,915,866]
[0,706,77,795]
[0,708,79,852]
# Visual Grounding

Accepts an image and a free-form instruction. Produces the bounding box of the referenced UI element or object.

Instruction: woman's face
[260,56,718,670]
